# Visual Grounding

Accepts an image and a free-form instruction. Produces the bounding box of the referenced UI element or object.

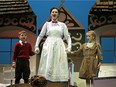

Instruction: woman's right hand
[35,47,40,54]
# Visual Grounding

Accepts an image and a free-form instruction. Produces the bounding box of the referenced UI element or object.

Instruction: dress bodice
[47,23,63,38]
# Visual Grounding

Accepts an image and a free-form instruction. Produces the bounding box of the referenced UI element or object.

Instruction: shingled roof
[0,0,33,15]
[88,0,116,31]
[90,0,116,13]
[0,0,36,33]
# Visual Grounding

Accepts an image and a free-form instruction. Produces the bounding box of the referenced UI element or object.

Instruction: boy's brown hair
[18,30,26,36]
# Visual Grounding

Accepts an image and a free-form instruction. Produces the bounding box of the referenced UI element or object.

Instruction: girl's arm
[96,43,103,69]
[71,44,84,56]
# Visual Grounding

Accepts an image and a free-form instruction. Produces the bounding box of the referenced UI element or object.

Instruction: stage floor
[0,64,116,87]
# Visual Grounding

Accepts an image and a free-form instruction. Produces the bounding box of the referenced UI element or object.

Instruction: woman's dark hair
[50,7,60,14]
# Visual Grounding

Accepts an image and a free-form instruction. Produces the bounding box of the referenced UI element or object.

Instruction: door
[101,37,116,63]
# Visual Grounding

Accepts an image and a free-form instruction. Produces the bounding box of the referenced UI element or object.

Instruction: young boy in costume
[12,30,35,84]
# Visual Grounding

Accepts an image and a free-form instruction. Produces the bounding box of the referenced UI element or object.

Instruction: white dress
[35,21,72,82]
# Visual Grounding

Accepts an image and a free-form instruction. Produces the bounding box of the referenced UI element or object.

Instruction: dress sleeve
[63,23,72,51]
[35,22,47,48]
[97,43,103,62]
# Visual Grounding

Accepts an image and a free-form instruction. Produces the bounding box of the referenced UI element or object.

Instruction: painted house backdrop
[0,0,116,68]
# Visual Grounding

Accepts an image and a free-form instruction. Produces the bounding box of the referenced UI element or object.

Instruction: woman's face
[86,33,94,43]
[50,9,59,20]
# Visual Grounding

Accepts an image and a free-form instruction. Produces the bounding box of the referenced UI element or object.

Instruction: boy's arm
[12,43,19,68]
[12,43,19,62]
[29,44,35,56]
[30,51,35,56]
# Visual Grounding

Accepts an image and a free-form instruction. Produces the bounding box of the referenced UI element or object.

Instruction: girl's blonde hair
[87,30,96,40]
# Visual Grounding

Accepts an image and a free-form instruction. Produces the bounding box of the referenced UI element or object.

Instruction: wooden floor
[7,82,69,87]
[46,83,68,87]
[1,64,116,87]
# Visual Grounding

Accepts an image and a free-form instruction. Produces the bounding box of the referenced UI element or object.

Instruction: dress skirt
[37,36,69,82]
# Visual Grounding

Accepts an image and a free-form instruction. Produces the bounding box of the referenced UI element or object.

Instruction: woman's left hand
[65,48,71,53]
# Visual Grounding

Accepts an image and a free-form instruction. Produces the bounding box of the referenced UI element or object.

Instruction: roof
[0,0,34,15]
[90,0,116,13]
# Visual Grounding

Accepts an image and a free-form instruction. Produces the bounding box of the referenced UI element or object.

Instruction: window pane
[101,37,114,50]
[12,39,19,51]
[0,39,10,51]
[0,52,11,64]
[115,38,116,50]
[102,51,115,63]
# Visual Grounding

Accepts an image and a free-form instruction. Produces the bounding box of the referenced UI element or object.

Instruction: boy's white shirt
[19,40,27,45]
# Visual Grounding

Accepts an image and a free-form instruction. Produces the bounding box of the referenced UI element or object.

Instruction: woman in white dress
[35,7,72,82]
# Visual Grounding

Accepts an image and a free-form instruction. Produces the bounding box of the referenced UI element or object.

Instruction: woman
[35,7,72,82]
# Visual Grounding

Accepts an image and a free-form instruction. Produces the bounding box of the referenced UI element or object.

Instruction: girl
[73,30,102,87]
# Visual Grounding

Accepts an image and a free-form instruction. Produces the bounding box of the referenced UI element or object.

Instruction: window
[101,37,116,63]
[0,38,19,64]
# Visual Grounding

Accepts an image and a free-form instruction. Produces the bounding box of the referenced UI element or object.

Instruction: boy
[12,30,35,84]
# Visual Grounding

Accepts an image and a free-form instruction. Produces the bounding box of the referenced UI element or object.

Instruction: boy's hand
[35,47,40,54]
[12,62,16,68]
